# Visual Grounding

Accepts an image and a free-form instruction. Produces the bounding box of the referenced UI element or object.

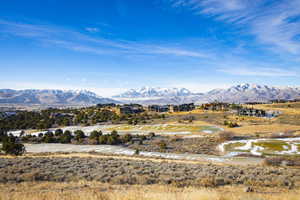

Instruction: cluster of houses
[96,103,196,115]
[200,102,241,111]
[198,102,280,118]
[236,108,267,117]
[0,111,17,119]
[148,103,195,113]
[235,107,280,118]
[147,105,169,112]
[95,102,280,118]
[117,104,145,115]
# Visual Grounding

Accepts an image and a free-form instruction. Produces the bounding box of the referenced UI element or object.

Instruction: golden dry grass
[226,124,300,135]
[0,152,225,166]
[212,103,300,135]
[168,109,206,115]
[1,181,299,200]
[251,102,300,115]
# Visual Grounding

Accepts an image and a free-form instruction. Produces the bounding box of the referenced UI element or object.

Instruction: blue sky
[1,0,300,96]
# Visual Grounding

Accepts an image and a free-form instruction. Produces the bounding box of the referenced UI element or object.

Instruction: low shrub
[99,135,108,144]
[218,131,235,141]
[1,136,25,156]
[134,149,140,155]
[74,130,85,141]
[224,120,239,128]
[196,176,217,187]
[89,130,102,140]
[42,131,56,143]
[122,133,132,143]
[157,140,167,150]
[58,131,73,143]
[54,129,63,136]
[263,156,300,166]
[148,132,155,138]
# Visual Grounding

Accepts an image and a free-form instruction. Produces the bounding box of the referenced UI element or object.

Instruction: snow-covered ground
[218,137,300,156]
[23,143,261,165]
[8,124,223,137]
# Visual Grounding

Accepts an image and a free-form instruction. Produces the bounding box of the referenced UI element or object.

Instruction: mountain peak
[113,87,193,98]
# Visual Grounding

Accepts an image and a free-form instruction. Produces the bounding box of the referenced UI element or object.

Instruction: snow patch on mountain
[113,84,300,105]
[0,89,119,105]
[113,86,194,98]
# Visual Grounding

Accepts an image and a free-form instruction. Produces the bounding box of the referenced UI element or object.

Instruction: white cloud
[250,1,300,54]
[0,19,208,59]
[218,67,299,77]
[85,27,100,33]
[169,0,300,56]
[151,47,209,58]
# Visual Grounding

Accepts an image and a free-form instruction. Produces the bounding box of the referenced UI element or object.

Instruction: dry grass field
[252,102,300,126]
[226,124,300,136]
[196,102,300,136]
[1,181,300,200]
[166,106,300,136]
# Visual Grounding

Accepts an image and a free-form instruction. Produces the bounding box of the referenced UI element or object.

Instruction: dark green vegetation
[0,134,25,156]
[18,129,153,147]
[0,107,166,132]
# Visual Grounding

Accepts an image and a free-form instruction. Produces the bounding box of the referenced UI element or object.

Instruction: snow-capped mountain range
[112,84,300,105]
[202,83,300,103]
[113,86,196,98]
[0,89,119,105]
[1,84,300,106]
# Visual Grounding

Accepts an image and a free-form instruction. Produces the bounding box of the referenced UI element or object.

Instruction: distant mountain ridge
[0,89,119,105]
[113,84,300,105]
[113,86,196,98]
[202,83,300,103]
[112,86,202,105]
[1,84,300,106]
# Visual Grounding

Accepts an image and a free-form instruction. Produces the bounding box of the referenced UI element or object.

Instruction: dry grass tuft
[1,181,300,200]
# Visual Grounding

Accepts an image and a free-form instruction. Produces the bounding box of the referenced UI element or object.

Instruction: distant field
[264,102,300,109]
[227,124,300,136]
[105,124,222,134]
[252,102,300,126]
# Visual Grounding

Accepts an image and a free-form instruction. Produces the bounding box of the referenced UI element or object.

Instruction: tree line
[0,107,166,132]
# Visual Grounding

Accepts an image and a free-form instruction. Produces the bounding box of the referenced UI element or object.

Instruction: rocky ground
[0,156,299,188]
[128,136,220,155]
